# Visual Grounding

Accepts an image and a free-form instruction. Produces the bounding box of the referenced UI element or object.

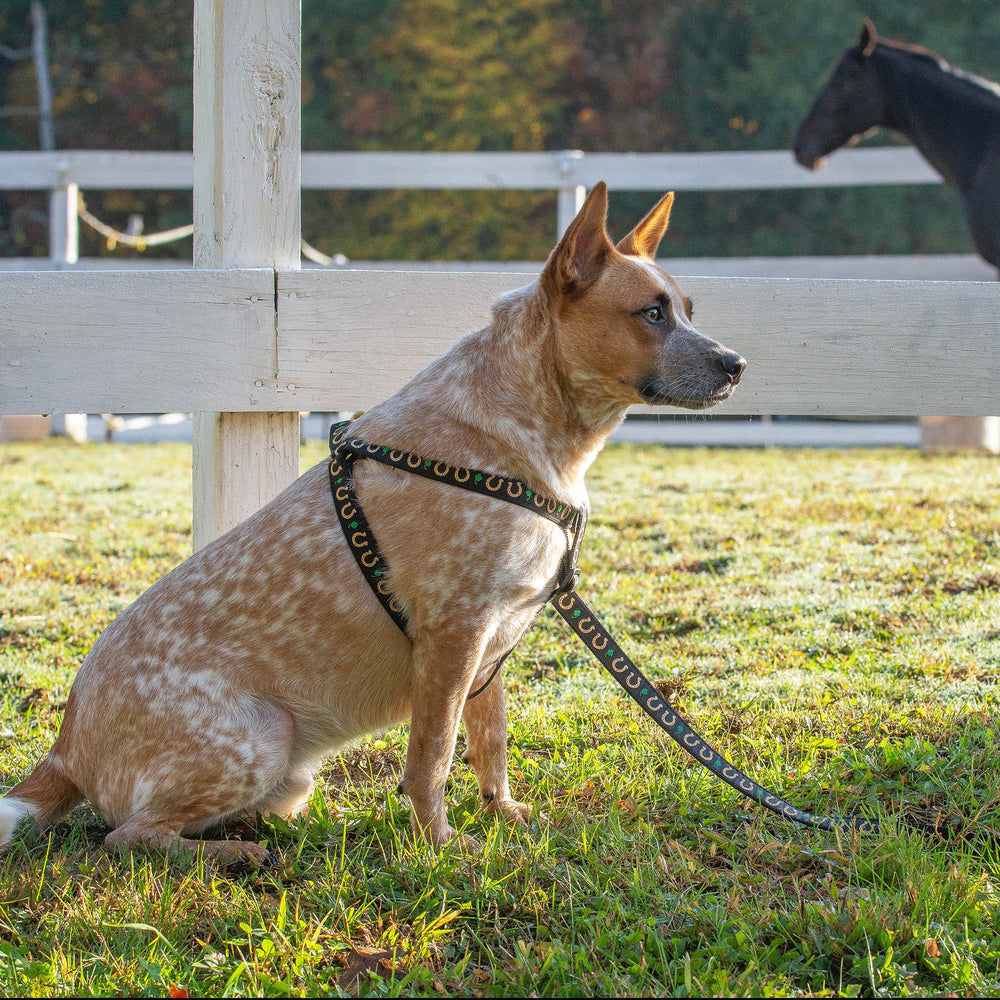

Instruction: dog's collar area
[330,422,584,531]
[325,420,942,839]
[327,420,586,698]
[329,420,588,605]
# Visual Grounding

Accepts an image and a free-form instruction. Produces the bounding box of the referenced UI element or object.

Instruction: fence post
[919,416,1000,453]
[47,162,87,441]
[191,0,301,551]
[556,150,586,238]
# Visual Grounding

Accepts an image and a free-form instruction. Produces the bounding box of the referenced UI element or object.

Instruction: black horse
[793,19,1000,273]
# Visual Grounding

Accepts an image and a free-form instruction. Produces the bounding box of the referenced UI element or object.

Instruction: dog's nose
[719,352,746,385]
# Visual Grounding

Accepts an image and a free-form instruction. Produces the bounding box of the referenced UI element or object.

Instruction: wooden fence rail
[3,268,998,416]
[0,146,942,254]
[0,146,938,191]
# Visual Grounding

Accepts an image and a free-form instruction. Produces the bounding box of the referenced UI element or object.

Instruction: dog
[0,183,745,861]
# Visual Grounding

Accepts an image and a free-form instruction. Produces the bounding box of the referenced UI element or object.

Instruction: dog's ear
[616,191,674,259]
[859,18,877,57]
[541,181,613,300]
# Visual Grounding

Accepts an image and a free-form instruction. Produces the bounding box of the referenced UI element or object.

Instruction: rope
[77,194,192,251]
[75,194,347,264]
[300,239,348,266]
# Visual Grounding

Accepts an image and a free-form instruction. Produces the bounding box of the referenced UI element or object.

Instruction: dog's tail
[0,756,82,848]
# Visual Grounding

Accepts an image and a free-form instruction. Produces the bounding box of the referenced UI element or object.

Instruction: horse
[792,19,1000,274]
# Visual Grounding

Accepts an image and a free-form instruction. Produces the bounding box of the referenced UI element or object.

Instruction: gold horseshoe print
[698,747,713,763]
[659,709,676,727]
[335,486,350,502]
[485,475,503,492]
[625,673,641,689]
[740,778,755,792]
[506,481,522,499]
[390,450,404,462]
[722,766,738,781]
[591,634,607,651]
[682,733,698,748]
[557,594,575,611]
[533,494,545,508]
[389,597,404,613]
[351,531,368,547]
[578,618,595,634]
[434,462,450,477]
[376,580,391,595]
[454,468,470,483]
[609,656,627,674]
[360,551,378,568]
[765,795,780,808]
[406,454,421,468]
[340,502,356,520]
[546,498,557,514]
[646,696,662,711]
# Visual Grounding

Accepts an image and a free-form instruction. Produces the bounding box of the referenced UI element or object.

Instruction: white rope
[77,194,193,250]
[76,195,346,263]
[300,239,348,266]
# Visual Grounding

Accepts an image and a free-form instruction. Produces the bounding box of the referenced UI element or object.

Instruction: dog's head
[540,183,745,412]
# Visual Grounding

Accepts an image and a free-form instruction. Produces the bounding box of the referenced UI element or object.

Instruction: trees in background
[1,0,997,261]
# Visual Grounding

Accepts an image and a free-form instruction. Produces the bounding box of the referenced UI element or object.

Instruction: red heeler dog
[1,184,745,862]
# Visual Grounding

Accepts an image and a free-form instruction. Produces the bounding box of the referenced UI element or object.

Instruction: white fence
[1,0,998,547]
[5,267,996,417]
[0,145,983,270]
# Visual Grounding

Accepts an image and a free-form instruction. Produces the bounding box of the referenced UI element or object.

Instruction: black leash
[328,420,933,836]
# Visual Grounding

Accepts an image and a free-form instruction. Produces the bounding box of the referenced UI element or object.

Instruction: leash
[328,420,897,835]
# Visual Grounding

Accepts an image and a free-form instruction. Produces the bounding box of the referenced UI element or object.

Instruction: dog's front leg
[401,628,487,847]
[462,678,531,826]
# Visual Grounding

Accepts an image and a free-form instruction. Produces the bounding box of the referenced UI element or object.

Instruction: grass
[1,437,999,997]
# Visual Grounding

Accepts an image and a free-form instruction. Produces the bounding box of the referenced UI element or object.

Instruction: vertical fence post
[48,166,78,268]
[919,416,1000,453]
[191,0,301,551]
[555,149,585,238]
[48,164,87,441]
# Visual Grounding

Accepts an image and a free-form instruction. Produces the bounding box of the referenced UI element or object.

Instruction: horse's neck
[878,48,998,190]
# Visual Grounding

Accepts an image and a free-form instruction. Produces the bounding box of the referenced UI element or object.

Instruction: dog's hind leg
[102,697,295,865]
[399,628,489,847]
[248,764,315,821]
[462,677,531,826]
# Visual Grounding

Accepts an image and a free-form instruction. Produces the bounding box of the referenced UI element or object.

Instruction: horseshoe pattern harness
[328,420,880,834]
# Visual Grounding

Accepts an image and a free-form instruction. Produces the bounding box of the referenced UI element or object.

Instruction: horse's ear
[617,191,675,259]
[859,18,877,57]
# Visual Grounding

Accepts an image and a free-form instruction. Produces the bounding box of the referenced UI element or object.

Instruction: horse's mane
[876,37,1000,104]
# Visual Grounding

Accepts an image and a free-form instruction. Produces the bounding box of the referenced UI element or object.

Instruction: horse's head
[793,19,888,170]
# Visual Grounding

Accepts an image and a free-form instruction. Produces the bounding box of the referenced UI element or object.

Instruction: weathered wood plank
[0,254,991,282]
[4,269,997,416]
[274,270,1000,416]
[191,0,301,550]
[0,269,276,412]
[0,147,940,192]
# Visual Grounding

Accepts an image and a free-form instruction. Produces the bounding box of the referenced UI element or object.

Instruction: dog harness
[329,419,924,837]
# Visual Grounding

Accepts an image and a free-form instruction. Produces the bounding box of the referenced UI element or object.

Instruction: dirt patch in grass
[322,745,402,793]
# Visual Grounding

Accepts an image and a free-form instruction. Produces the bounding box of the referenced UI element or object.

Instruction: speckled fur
[1,185,744,857]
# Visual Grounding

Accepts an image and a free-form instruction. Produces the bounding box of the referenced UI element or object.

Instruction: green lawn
[2,438,999,997]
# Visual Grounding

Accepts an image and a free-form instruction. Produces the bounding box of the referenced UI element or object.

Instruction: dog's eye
[640,305,665,323]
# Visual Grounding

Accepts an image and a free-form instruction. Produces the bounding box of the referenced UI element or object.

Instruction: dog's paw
[449,831,483,853]
[486,798,532,826]
[427,825,481,853]
[206,840,274,869]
